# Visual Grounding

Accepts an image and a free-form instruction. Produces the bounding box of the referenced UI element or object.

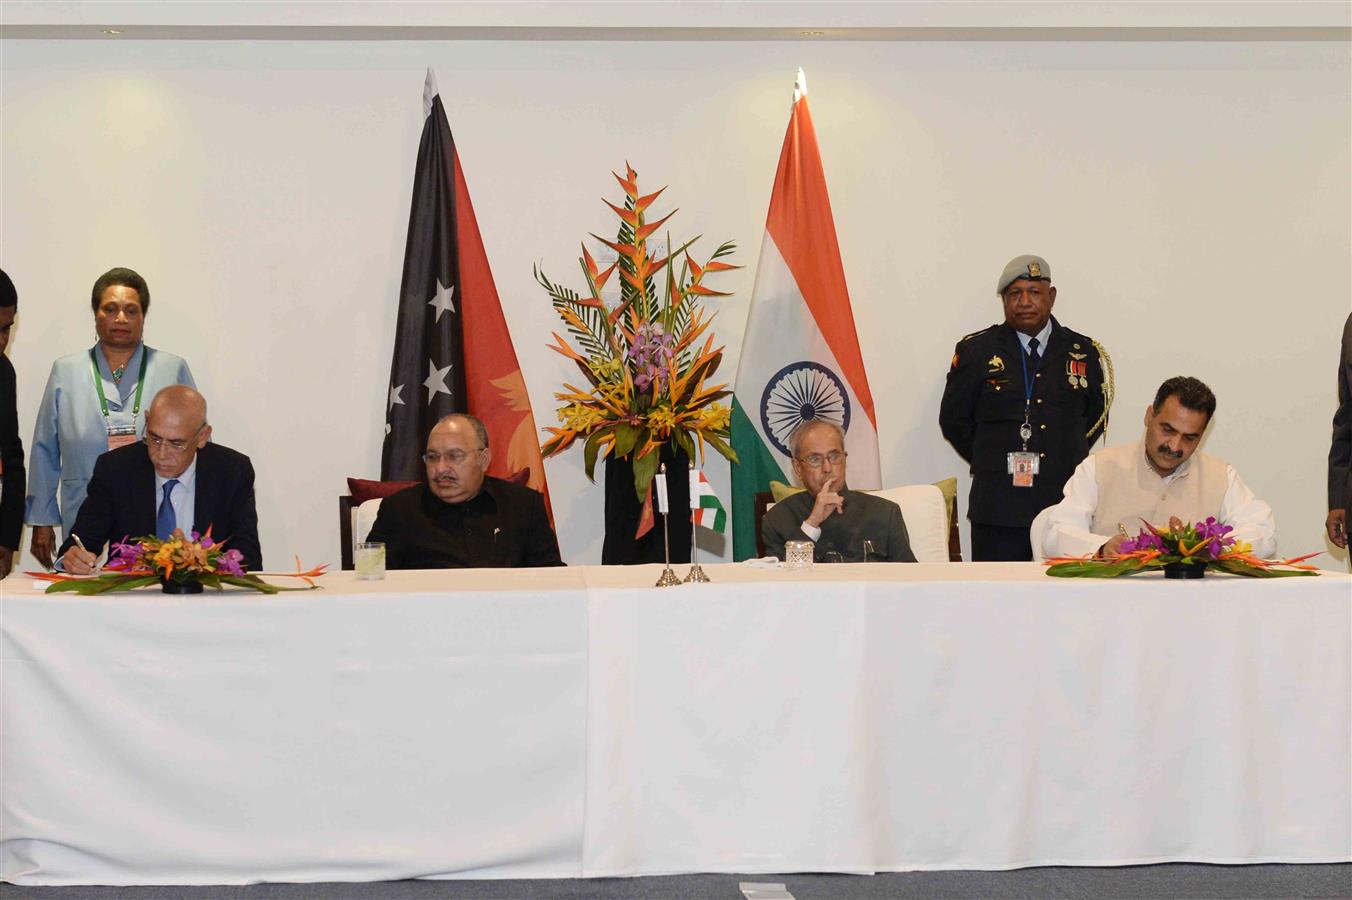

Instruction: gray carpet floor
[3,864,1349,900]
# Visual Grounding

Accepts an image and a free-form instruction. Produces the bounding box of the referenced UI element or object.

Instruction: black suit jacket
[939,317,1107,528]
[367,477,563,570]
[0,355,24,550]
[58,441,262,570]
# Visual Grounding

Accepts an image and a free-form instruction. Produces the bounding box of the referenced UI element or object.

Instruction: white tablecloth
[2,570,590,884]
[3,564,1348,885]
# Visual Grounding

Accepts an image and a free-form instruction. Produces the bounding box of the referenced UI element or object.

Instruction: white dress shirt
[1015,320,1053,357]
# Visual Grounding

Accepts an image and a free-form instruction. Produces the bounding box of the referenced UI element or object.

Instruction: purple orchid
[1120,531,1164,554]
[105,539,143,571]
[1193,517,1236,558]
[628,322,675,394]
[216,549,246,576]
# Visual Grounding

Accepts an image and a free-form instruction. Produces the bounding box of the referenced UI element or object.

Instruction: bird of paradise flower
[536,163,740,500]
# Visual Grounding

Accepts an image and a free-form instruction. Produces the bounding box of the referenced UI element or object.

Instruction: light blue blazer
[25,343,195,534]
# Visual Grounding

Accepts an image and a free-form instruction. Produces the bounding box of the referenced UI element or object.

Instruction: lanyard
[90,347,148,422]
[1018,345,1036,451]
[1018,344,1038,404]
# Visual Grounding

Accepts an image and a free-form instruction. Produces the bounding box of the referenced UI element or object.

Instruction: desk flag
[381,69,552,517]
[690,469,727,534]
[729,68,880,560]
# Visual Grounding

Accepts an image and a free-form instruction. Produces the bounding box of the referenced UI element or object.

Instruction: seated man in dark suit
[762,419,917,563]
[367,413,562,569]
[59,385,261,573]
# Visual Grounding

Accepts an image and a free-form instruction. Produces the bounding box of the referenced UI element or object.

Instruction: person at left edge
[367,413,563,569]
[0,269,25,578]
[26,267,195,569]
[58,385,261,574]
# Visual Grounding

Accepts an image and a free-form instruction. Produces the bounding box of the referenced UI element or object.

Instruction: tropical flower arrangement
[1045,516,1319,578]
[536,163,739,499]
[36,528,326,595]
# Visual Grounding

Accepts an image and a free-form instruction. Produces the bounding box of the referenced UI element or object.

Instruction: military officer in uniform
[939,255,1112,561]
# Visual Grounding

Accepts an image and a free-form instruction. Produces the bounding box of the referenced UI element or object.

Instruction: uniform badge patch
[987,355,1005,373]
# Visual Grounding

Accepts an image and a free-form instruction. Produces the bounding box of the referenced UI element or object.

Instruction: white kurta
[1039,449,1276,558]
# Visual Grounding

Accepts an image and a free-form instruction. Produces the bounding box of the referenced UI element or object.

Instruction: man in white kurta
[1039,376,1275,559]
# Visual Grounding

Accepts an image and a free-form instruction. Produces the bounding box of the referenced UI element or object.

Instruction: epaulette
[958,324,998,344]
[1087,338,1115,439]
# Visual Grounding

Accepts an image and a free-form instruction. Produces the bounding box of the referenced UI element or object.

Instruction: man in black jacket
[367,413,562,569]
[940,255,1112,561]
[0,269,24,578]
[59,385,261,572]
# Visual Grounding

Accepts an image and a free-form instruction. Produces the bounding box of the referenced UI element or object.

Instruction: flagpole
[655,463,681,587]
[684,461,710,583]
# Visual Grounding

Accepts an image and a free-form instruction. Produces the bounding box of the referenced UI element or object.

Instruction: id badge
[1007,451,1040,487]
[107,425,138,452]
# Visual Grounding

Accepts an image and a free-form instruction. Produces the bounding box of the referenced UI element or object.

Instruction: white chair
[1029,505,1054,560]
[352,498,383,554]
[871,484,949,563]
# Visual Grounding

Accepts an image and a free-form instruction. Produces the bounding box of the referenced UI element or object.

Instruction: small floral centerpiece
[1045,517,1319,579]
[536,163,739,499]
[38,528,325,595]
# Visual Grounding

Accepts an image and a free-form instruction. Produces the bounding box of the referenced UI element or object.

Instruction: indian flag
[730,69,881,560]
[690,468,727,534]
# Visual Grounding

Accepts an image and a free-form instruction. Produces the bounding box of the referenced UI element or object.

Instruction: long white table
[3,563,1348,885]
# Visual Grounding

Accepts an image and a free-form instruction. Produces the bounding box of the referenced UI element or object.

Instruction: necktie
[157,479,179,540]
[1027,337,1042,370]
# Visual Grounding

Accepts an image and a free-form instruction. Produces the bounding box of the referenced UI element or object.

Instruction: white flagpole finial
[423,68,439,119]
[793,68,808,106]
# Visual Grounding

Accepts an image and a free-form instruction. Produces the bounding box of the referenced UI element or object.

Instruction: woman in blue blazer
[25,268,194,568]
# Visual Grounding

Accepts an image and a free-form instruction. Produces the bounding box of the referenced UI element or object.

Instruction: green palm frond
[535,264,611,359]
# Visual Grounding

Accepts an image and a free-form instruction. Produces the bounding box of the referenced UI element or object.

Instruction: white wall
[2,36,1348,570]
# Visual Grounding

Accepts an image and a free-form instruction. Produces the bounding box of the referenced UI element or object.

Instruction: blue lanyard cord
[1017,346,1038,452]
[1019,345,1036,406]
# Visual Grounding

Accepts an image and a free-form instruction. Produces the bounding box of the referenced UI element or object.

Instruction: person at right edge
[940,255,1113,561]
[0,269,24,578]
[1326,312,1351,560]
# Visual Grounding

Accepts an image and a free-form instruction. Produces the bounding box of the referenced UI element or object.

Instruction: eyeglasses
[144,423,206,453]
[422,448,485,465]
[797,450,847,469]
